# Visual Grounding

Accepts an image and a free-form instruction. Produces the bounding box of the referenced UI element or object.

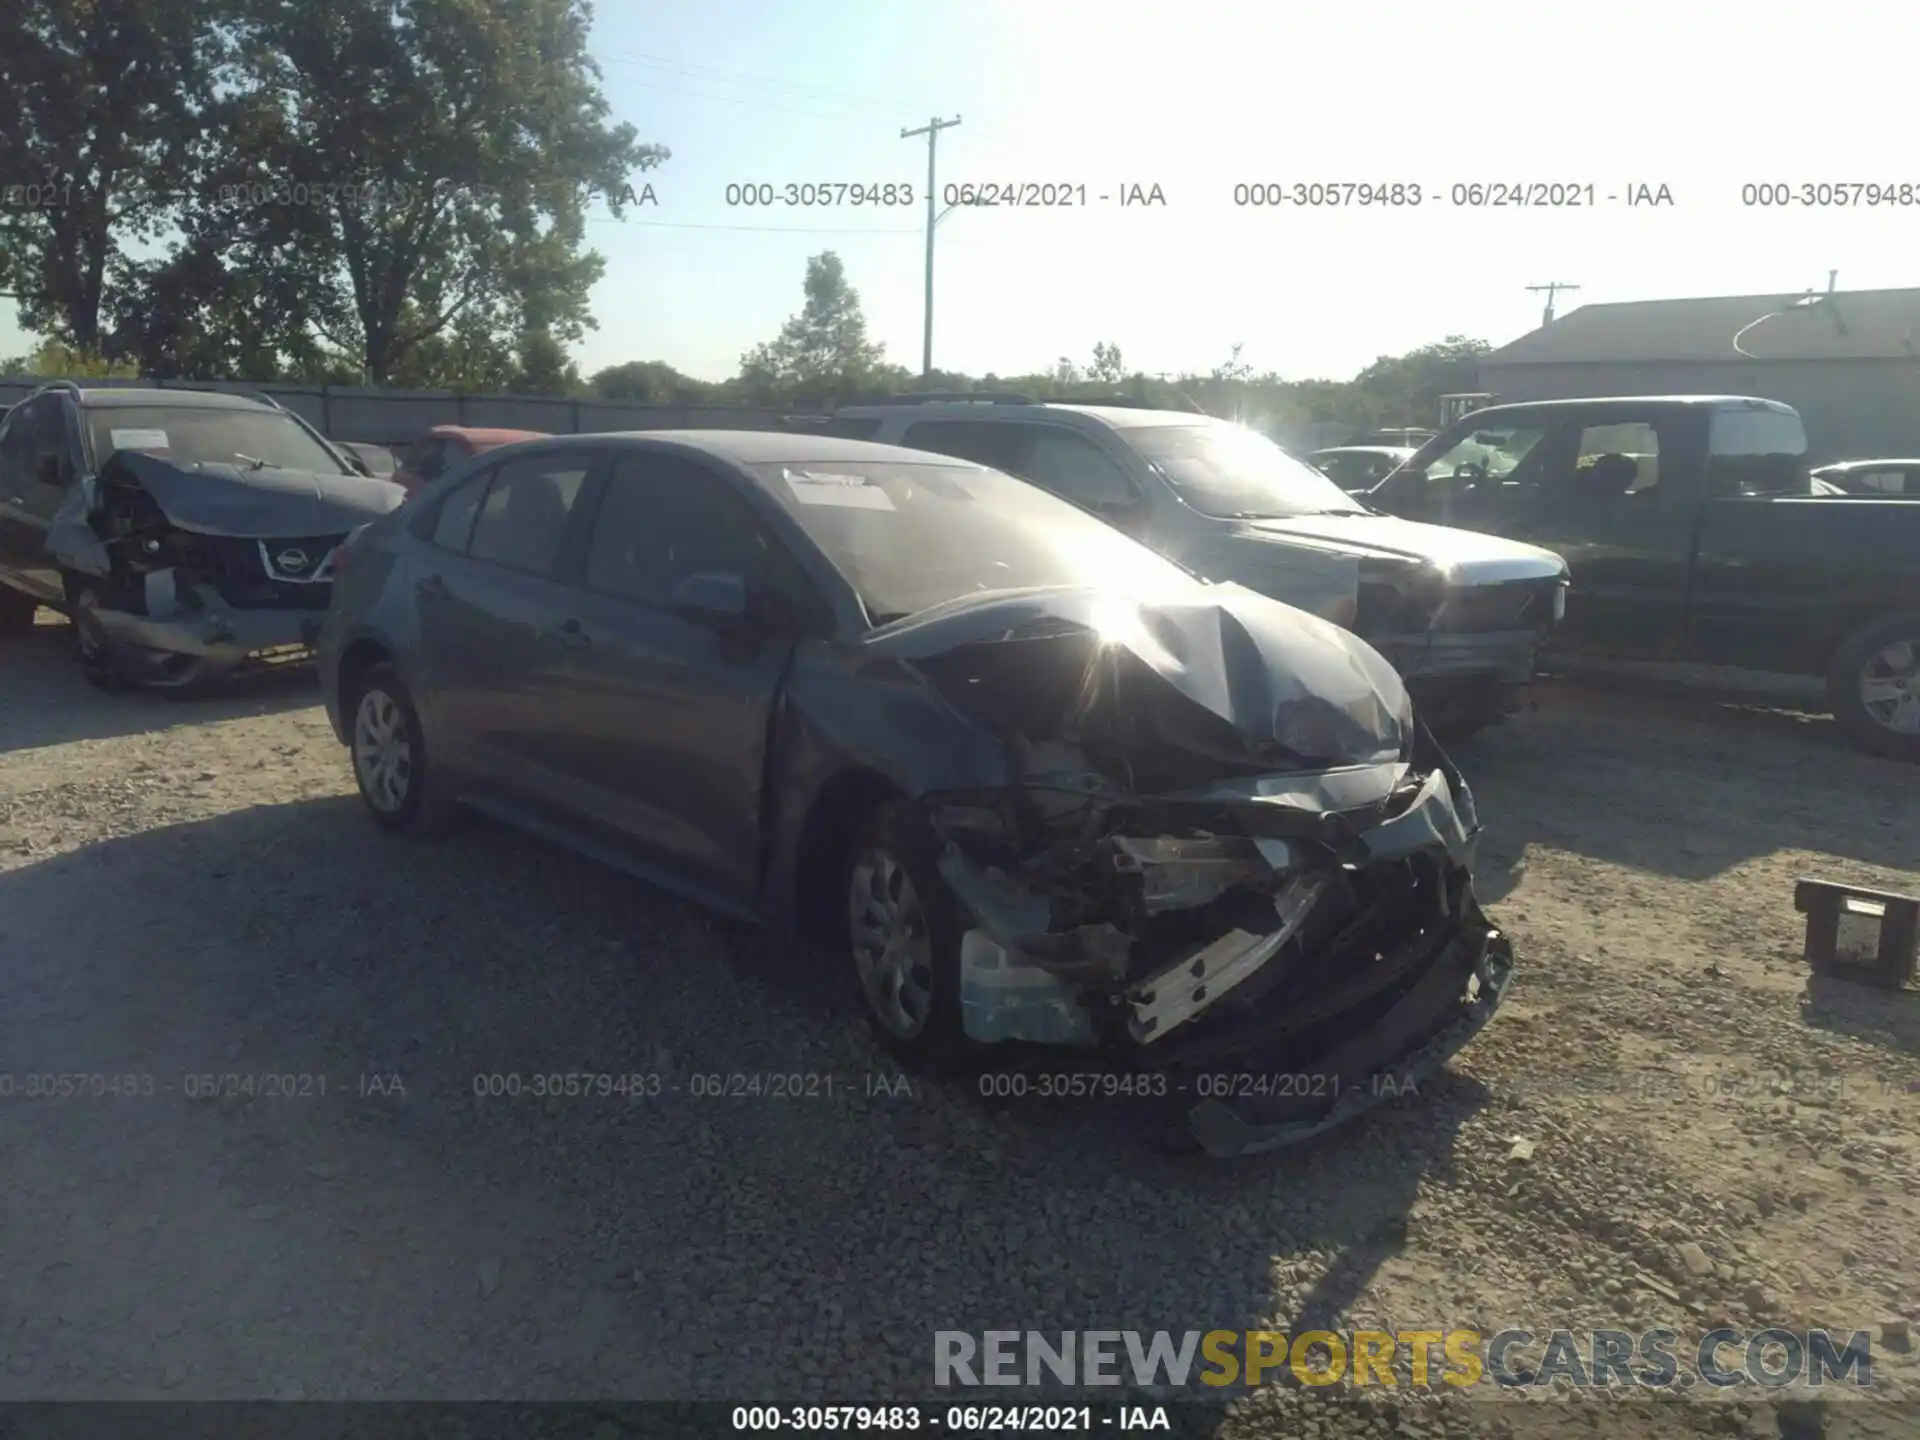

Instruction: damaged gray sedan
[316,432,1513,1157]
[0,384,405,690]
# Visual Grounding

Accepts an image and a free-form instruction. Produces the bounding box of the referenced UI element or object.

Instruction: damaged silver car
[316,432,1512,1157]
[0,383,406,690]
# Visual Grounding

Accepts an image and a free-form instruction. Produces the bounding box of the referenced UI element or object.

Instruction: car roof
[1457,395,1795,422]
[430,425,549,444]
[1312,445,1415,456]
[71,386,283,411]
[516,429,995,467]
[1814,457,1920,470]
[835,399,1221,429]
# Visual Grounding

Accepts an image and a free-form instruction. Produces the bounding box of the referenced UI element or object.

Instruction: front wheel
[1828,611,1920,761]
[68,581,126,691]
[842,802,972,1074]
[347,663,459,833]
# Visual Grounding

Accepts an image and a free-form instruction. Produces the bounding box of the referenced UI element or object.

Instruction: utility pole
[901,114,961,377]
[1527,281,1580,328]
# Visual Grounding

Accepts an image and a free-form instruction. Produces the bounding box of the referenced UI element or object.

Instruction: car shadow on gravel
[1444,677,1920,891]
[0,617,320,756]
[0,793,1503,1400]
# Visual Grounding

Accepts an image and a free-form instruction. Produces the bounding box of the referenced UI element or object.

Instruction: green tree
[588,359,724,405]
[1088,340,1125,385]
[0,337,140,377]
[134,0,666,383]
[1211,342,1253,384]
[0,0,219,351]
[738,251,887,405]
[1346,336,1490,430]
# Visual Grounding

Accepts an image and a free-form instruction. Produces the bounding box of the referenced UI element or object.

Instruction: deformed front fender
[756,642,1018,920]
[47,478,111,577]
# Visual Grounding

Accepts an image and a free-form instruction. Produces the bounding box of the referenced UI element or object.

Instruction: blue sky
[9,0,1920,382]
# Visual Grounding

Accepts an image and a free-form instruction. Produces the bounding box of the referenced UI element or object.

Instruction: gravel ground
[2,610,1918,1436]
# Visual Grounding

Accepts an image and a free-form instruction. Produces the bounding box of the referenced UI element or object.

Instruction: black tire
[840,800,974,1075]
[343,662,459,834]
[1828,610,1920,762]
[0,584,38,638]
[66,581,127,691]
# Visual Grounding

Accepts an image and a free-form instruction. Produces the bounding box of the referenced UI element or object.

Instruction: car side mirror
[670,570,751,626]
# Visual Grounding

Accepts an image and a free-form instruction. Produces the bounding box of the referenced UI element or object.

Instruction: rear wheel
[1829,611,1920,761]
[346,663,459,834]
[0,585,38,638]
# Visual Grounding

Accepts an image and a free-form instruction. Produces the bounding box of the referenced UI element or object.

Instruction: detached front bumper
[95,583,323,687]
[1181,917,1513,1158]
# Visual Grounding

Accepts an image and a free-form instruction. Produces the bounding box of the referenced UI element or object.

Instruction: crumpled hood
[99,449,406,537]
[866,582,1411,767]
[1241,513,1568,585]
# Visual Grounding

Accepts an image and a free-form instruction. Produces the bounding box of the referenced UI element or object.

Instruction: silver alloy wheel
[1859,638,1920,736]
[353,686,414,813]
[848,847,935,1039]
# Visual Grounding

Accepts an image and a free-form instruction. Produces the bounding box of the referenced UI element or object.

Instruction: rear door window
[466,455,592,576]
[1856,468,1913,495]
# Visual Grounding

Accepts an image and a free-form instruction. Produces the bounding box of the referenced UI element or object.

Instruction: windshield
[87,406,353,474]
[1122,422,1366,519]
[749,459,1199,623]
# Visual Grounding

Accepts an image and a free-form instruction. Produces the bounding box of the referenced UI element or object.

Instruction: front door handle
[416,572,447,597]
[551,617,591,648]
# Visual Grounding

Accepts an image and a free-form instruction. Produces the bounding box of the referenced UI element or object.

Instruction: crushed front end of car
[882,583,1513,1157]
[47,450,404,688]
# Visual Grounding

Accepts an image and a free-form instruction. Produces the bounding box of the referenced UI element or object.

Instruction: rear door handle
[551,617,591,648]
[416,573,447,596]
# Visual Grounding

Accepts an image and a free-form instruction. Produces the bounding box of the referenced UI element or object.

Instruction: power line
[902,115,961,376]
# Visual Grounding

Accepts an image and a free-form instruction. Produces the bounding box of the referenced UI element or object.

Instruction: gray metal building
[1475,287,1920,462]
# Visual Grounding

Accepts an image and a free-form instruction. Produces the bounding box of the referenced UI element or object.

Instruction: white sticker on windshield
[110,428,170,450]
[783,469,894,510]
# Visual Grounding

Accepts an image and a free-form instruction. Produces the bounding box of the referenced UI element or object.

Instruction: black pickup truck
[1367,396,1920,760]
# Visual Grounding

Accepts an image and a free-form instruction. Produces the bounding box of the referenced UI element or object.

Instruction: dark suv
[0,383,406,690]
